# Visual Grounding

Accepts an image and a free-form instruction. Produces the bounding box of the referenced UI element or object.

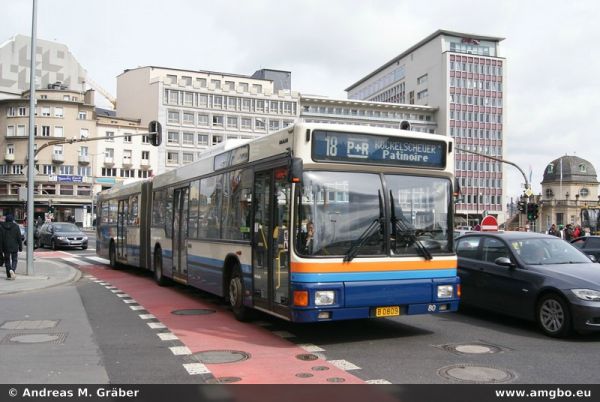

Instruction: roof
[542,155,598,184]
[345,29,505,92]
[119,66,275,83]
[459,231,556,240]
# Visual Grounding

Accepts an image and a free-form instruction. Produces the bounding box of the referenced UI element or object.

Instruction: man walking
[2,214,23,280]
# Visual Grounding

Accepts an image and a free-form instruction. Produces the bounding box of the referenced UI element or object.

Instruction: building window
[7,107,16,117]
[182,153,194,164]
[183,112,195,125]
[41,107,51,116]
[227,116,238,128]
[123,134,132,143]
[80,146,88,157]
[105,148,114,158]
[168,90,179,104]
[167,131,180,144]
[196,78,207,88]
[101,168,117,177]
[167,110,180,124]
[53,145,64,156]
[580,188,589,197]
[417,74,428,85]
[212,115,224,127]
[183,92,193,106]
[18,107,27,116]
[182,132,194,145]
[268,120,279,131]
[141,151,150,160]
[239,83,249,92]
[210,79,221,89]
[198,94,208,107]
[167,152,179,164]
[17,125,26,136]
[166,74,177,85]
[6,126,14,137]
[579,164,587,173]
[6,144,15,155]
[182,76,192,86]
[198,114,209,126]
[255,119,265,131]
[252,84,262,93]
[225,81,235,91]
[212,135,223,145]
[54,126,63,137]
[78,111,87,120]
[142,135,150,144]
[197,134,208,145]
[79,129,89,139]
[241,118,252,130]
[546,164,554,174]
[213,96,223,109]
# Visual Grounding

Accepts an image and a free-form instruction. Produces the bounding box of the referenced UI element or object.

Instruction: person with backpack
[2,214,23,280]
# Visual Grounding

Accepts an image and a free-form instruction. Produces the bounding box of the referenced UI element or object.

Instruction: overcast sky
[3,0,600,202]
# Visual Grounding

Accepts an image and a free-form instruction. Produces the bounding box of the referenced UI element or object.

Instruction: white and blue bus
[96,122,460,322]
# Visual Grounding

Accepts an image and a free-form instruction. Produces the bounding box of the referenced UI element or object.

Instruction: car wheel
[229,266,253,321]
[153,249,167,286]
[537,294,572,337]
[81,245,88,250]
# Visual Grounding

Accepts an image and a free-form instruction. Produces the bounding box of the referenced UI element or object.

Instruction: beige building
[538,155,599,232]
[0,86,96,223]
[116,66,300,174]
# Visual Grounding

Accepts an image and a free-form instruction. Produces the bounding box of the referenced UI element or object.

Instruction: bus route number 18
[325,135,338,156]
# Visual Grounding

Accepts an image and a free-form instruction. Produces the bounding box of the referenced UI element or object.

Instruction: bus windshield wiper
[390,190,432,261]
[344,191,384,262]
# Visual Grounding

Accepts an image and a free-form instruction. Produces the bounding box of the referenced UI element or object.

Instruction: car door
[455,235,484,306]
[582,237,600,261]
[477,237,537,318]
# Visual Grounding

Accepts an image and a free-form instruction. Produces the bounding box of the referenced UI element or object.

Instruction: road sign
[480,215,499,232]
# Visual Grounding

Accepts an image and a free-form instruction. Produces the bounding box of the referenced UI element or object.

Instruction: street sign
[480,215,499,232]
[525,188,533,197]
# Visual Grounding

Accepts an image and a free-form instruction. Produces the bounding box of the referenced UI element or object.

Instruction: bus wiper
[344,191,384,262]
[390,190,432,261]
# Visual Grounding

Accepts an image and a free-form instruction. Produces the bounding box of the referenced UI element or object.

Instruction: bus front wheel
[229,267,252,321]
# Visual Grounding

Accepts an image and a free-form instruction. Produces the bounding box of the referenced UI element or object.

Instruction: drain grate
[438,364,516,384]
[1,332,68,345]
[171,309,216,315]
[326,377,346,383]
[192,350,250,364]
[296,353,318,361]
[311,366,330,371]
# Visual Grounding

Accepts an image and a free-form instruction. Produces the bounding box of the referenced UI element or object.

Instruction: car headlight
[82,236,88,241]
[315,290,335,306]
[437,285,454,299]
[571,289,600,301]
[56,236,67,240]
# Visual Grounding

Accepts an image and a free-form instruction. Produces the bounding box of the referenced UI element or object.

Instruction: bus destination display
[312,130,446,168]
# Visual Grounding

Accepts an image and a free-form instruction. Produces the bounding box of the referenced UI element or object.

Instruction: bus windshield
[294,171,451,257]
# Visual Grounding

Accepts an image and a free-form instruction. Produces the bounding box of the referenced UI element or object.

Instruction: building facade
[345,30,506,227]
[539,155,599,231]
[0,87,96,223]
[116,66,300,174]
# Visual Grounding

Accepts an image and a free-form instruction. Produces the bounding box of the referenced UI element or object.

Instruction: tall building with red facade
[346,30,506,226]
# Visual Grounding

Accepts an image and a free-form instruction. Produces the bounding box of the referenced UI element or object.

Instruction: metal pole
[26,0,37,276]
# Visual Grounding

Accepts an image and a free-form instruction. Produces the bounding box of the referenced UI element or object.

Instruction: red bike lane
[76,263,365,384]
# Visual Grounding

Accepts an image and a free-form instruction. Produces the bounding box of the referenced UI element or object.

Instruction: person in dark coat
[2,214,23,280]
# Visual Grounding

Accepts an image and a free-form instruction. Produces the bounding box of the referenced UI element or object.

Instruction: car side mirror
[588,254,597,263]
[495,256,516,268]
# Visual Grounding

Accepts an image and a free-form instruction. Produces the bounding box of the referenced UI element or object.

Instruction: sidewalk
[0,250,80,295]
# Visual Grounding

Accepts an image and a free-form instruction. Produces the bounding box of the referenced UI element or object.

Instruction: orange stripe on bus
[290,259,457,273]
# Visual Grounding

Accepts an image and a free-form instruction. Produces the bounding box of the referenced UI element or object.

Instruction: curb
[0,258,81,296]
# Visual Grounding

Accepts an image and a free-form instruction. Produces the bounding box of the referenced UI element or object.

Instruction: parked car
[18,224,25,242]
[570,236,600,262]
[34,222,88,250]
[455,231,600,337]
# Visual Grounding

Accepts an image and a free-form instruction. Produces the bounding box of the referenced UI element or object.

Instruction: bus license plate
[375,306,400,317]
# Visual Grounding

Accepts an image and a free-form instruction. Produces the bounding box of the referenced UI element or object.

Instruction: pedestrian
[1,214,23,280]
[564,224,574,241]
[548,223,560,237]
[573,224,582,239]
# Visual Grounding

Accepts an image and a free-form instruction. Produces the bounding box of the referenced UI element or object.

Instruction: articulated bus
[96,122,460,322]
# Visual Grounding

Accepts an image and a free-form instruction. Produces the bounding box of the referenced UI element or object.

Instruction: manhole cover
[296,353,318,361]
[171,309,216,315]
[311,366,330,371]
[439,342,503,355]
[207,377,242,384]
[192,350,250,364]
[326,377,346,383]
[438,364,515,384]
[296,373,314,378]
[1,332,68,345]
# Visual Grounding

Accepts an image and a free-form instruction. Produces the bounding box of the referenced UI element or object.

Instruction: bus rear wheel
[229,267,252,321]
[154,249,167,286]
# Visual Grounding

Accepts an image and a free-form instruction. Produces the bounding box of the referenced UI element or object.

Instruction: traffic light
[148,121,162,147]
[527,203,539,221]
[517,200,526,213]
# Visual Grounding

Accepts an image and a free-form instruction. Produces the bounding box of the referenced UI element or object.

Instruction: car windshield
[294,171,451,257]
[52,223,80,232]
[511,238,592,265]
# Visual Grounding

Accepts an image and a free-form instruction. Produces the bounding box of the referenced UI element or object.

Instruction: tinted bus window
[222,169,253,241]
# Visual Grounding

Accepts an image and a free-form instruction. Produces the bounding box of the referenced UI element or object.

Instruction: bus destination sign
[312,130,446,168]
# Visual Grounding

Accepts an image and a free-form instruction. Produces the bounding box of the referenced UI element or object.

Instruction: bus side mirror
[288,158,303,183]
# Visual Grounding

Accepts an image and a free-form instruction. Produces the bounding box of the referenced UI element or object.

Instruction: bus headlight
[437,285,454,299]
[315,291,335,306]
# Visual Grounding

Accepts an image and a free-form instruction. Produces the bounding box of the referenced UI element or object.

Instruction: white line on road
[366,379,392,384]
[129,305,144,311]
[139,314,156,320]
[298,344,326,353]
[147,322,166,329]
[157,332,179,341]
[183,363,211,375]
[169,346,192,355]
[328,360,361,371]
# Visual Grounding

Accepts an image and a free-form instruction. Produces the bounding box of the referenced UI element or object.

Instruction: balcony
[4,153,15,163]
[140,159,150,169]
[122,157,133,168]
[78,154,90,164]
[52,153,65,164]
[103,156,115,166]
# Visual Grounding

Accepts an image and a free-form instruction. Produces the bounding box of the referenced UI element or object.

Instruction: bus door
[253,167,291,316]
[117,199,128,260]
[172,186,189,283]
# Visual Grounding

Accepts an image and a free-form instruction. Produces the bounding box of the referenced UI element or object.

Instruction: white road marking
[157,332,179,341]
[123,299,137,304]
[147,322,166,329]
[169,346,192,355]
[129,305,144,311]
[183,363,211,375]
[116,293,130,298]
[328,360,361,371]
[139,314,156,320]
[298,344,326,353]
[366,379,392,384]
